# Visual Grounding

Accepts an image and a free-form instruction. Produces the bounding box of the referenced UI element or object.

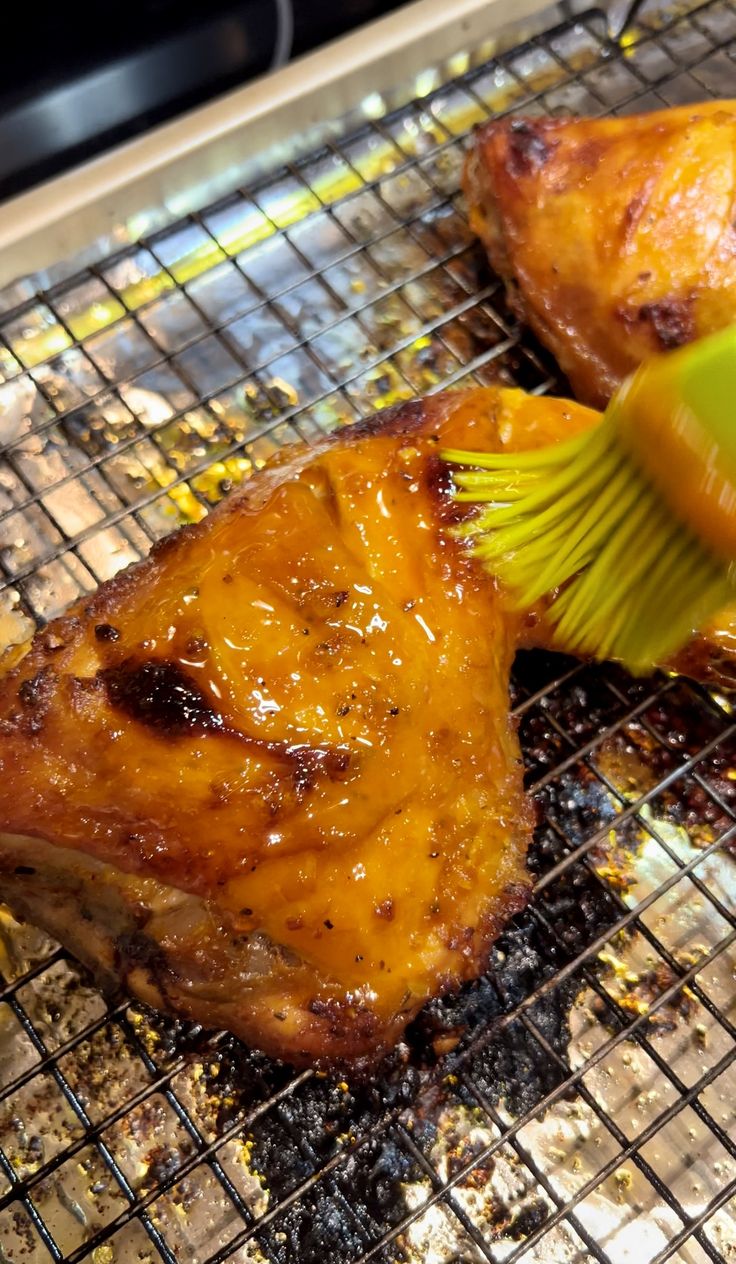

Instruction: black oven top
[1,0,409,201]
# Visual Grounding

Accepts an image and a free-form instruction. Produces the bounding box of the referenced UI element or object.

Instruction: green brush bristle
[443,412,733,674]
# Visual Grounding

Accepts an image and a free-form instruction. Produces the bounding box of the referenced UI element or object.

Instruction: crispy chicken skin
[0,387,733,1067]
[464,103,736,407]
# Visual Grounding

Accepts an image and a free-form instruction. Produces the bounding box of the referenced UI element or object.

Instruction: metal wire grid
[0,1,735,1261]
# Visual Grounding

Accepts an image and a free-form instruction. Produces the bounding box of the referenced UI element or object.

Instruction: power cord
[271,0,295,69]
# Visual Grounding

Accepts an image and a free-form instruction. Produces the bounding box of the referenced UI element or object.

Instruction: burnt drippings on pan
[632,682,736,843]
[591,959,696,1032]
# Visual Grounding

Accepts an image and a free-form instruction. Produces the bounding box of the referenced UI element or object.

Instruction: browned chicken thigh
[464,103,736,407]
[0,387,733,1066]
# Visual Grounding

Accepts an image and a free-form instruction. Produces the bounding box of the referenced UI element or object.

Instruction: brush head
[443,327,736,674]
[614,324,736,562]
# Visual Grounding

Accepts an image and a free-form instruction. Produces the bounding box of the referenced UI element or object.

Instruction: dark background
[0,0,408,200]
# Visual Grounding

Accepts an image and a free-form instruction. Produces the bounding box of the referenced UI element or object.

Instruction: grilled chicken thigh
[464,103,736,407]
[0,387,733,1066]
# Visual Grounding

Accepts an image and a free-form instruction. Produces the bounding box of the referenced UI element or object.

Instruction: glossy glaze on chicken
[464,103,736,407]
[1,387,733,1067]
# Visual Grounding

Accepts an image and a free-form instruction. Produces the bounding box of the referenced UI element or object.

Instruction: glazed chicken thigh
[0,387,734,1066]
[464,102,736,407]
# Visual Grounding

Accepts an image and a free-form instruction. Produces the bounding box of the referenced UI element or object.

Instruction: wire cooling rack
[0,1,736,1261]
